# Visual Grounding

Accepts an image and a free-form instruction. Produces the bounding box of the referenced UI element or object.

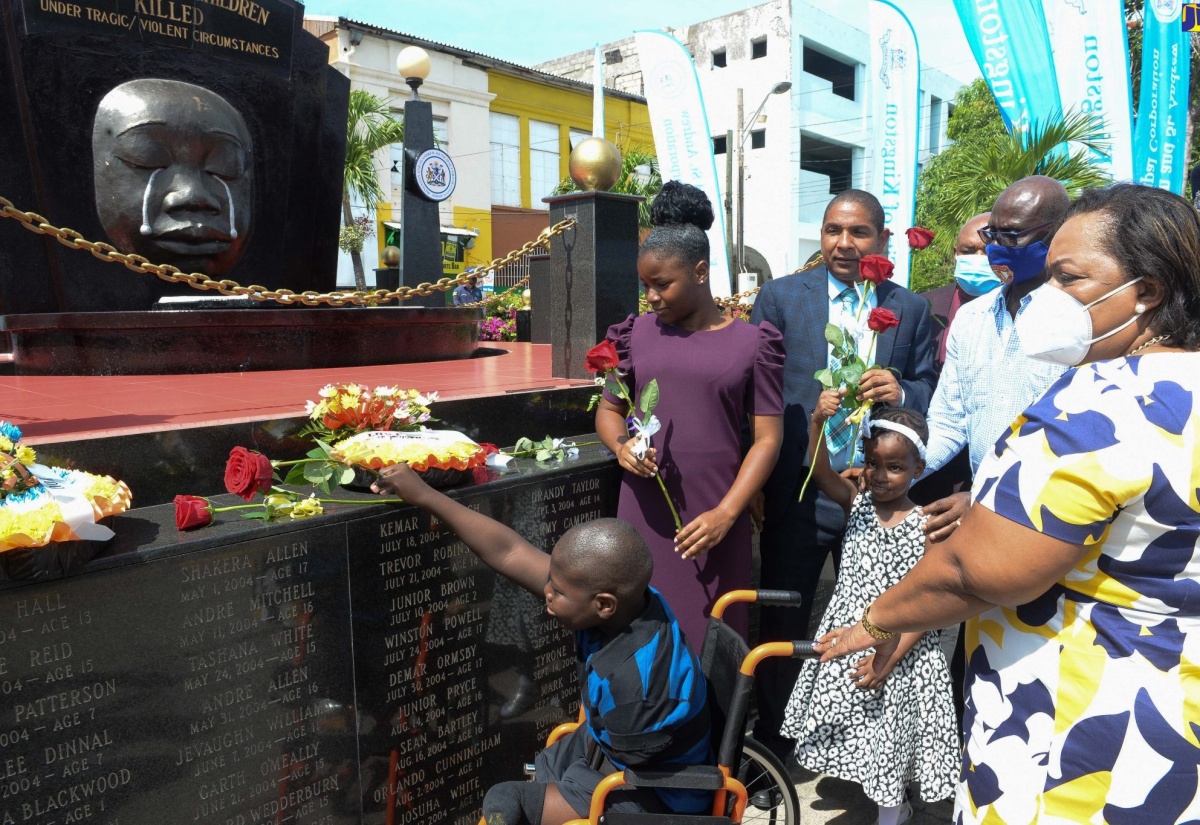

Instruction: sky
[301,0,982,86]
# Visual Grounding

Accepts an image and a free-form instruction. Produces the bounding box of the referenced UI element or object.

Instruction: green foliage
[508,436,576,463]
[344,90,405,212]
[282,441,353,495]
[338,215,374,255]
[553,146,662,228]
[912,83,1111,292]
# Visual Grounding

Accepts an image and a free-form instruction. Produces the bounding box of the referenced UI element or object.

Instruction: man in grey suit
[749,189,937,756]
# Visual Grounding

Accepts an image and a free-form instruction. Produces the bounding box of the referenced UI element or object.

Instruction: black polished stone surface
[0,0,348,314]
[528,253,551,345]
[0,444,621,824]
[2,306,483,375]
[399,98,449,311]
[544,191,642,380]
[31,386,600,507]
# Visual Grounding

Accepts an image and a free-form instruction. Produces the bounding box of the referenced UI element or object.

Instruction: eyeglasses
[977,220,1054,248]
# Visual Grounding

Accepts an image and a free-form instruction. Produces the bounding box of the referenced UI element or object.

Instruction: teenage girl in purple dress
[594,181,785,643]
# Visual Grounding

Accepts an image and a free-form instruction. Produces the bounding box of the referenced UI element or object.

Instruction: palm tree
[553,146,662,228]
[343,90,405,290]
[937,111,1113,231]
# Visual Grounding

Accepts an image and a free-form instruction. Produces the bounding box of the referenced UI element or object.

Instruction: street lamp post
[734,81,791,287]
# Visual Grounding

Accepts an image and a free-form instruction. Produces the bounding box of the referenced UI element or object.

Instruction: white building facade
[536,0,962,281]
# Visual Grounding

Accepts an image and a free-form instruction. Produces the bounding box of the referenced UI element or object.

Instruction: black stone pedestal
[515,309,532,342]
[544,191,642,379]
[375,267,400,290]
[528,252,551,344]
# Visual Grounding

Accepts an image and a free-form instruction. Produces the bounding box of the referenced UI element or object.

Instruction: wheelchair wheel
[736,736,800,824]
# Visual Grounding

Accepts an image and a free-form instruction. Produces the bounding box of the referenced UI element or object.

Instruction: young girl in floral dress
[781,399,958,825]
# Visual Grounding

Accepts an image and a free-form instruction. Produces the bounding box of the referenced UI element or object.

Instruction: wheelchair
[518,589,817,825]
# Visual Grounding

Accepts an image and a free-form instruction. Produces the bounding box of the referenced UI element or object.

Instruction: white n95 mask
[1016,277,1144,366]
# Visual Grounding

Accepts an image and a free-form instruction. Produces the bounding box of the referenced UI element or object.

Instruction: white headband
[864,417,926,460]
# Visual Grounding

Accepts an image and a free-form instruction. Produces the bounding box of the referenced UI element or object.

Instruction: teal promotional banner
[1133,1,1191,192]
[1042,0,1134,180]
[953,0,1063,132]
[634,30,732,296]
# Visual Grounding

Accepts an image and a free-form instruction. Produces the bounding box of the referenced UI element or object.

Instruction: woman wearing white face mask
[814,183,1200,824]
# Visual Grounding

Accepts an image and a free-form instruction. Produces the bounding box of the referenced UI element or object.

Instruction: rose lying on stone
[174,495,212,530]
[224,446,274,502]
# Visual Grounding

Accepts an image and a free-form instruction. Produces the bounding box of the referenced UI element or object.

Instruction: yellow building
[304,16,653,285]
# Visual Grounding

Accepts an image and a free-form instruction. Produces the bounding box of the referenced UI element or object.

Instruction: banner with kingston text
[953,0,1063,133]
[868,1,921,289]
[1042,0,1134,181]
[1133,0,1191,192]
[634,29,731,296]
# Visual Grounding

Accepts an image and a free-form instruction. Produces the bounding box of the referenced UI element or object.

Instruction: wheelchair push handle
[710,589,805,620]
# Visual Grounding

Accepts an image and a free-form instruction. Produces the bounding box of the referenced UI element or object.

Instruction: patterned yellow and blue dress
[962,353,1200,824]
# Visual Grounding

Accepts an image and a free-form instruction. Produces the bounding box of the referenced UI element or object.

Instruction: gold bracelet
[861,603,897,640]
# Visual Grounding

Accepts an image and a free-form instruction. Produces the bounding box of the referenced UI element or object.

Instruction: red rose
[584,340,620,374]
[224,446,274,501]
[174,495,212,530]
[867,307,900,333]
[858,255,895,285]
[905,227,935,250]
[478,442,500,455]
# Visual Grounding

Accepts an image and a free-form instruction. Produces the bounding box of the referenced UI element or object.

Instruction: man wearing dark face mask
[920,176,1072,538]
[917,176,1072,724]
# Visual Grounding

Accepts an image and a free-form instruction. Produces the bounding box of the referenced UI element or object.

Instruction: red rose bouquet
[801,257,902,498]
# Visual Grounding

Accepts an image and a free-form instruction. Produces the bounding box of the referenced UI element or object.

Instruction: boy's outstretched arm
[372,463,550,596]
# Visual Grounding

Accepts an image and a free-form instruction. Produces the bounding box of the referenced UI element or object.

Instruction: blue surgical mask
[954,255,1003,297]
[985,241,1050,285]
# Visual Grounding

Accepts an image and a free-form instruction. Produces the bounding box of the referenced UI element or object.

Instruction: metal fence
[489,244,547,291]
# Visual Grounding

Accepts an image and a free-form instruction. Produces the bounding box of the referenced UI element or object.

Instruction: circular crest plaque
[413,148,456,201]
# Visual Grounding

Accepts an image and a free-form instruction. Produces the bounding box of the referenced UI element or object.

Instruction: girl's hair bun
[650,180,714,231]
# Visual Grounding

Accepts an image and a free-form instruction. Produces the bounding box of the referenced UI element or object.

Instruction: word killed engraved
[21,0,295,75]
[0,525,355,825]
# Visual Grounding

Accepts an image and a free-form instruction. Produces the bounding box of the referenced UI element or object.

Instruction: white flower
[594,376,606,386]
[317,384,338,398]
[304,400,317,416]
[629,434,648,460]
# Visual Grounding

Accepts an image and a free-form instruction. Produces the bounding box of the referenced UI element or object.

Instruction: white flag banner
[634,29,731,297]
[1042,0,1134,181]
[868,1,921,289]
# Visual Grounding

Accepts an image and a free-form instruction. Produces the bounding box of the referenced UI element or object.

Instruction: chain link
[0,195,574,307]
[713,258,823,309]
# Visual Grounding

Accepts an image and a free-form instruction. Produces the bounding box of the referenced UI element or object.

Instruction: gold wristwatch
[861,603,897,640]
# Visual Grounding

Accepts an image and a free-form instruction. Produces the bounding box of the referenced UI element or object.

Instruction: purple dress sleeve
[601,314,638,407]
[748,321,785,416]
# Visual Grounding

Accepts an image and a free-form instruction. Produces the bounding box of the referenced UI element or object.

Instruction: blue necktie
[824,287,860,461]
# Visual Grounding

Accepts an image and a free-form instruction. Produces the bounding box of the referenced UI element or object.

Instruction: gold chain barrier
[0,195,575,308]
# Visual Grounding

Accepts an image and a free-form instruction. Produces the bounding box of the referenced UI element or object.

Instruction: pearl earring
[1135,303,1146,314]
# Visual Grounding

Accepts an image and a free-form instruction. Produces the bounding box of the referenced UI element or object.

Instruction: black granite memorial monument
[0,0,348,314]
[0,443,620,824]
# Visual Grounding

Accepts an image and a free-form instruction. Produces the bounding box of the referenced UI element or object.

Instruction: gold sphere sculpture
[380,245,401,267]
[568,137,622,192]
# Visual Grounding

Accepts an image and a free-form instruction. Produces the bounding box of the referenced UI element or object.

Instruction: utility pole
[724,128,734,277]
[736,87,744,278]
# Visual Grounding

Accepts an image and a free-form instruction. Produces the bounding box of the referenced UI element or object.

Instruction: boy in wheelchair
[373,464,714,825]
